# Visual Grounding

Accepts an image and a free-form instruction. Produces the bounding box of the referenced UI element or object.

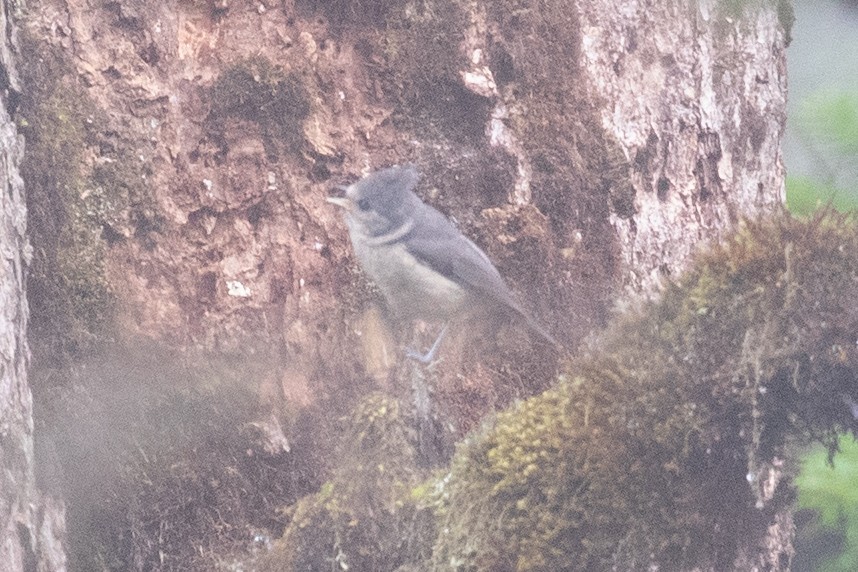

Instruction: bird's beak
[326,196,354,211]
[328,183,354,210]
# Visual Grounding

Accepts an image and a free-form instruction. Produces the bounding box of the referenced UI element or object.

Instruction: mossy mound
[433,211,858,571]
[258,393,434,572]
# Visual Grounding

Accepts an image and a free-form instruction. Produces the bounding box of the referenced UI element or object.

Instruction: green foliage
[797,91,858,155]
[787,176,858,216]
[796,438,858,572]
[788,89,858,216]
[787,84,858,570]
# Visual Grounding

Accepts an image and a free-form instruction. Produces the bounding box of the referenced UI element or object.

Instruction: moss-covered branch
[435,211,858,570]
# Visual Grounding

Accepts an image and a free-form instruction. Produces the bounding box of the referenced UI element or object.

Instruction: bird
[327,164,558,362]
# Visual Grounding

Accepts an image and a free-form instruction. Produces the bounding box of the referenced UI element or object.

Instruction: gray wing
[404,205,559,346]
[404,206,523,313]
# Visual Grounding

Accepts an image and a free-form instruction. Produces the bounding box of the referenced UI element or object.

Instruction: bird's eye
[356,198,371,211]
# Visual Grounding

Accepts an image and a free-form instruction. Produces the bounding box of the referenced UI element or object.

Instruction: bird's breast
[350,233,467,321]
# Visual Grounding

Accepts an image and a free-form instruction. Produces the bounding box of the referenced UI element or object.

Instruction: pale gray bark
[0,1,66,570]
[579,0,787,294]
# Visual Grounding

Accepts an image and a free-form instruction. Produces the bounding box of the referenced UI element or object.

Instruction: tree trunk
[576,2,792,568]
[579,0,788,293]
[18,0,792,569]
[0,1,67,570]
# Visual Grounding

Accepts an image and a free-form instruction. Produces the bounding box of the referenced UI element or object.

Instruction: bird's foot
[406,324,449,364]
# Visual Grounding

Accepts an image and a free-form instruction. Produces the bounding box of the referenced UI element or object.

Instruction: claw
[406,324,449,364]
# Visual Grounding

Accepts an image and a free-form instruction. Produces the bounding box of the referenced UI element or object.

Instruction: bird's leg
[406,324,449,364]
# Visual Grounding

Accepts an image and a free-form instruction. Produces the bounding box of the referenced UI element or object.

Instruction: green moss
[433,371,701,571]
[90,148,162,240]
[209,58,311,159]
[19,34,116,363]
[433,211,858,570]
[298,0,399,25]
[259,393,434,571]
[248,214,856,571]
[379,0,483,141]
[19,29,163,364]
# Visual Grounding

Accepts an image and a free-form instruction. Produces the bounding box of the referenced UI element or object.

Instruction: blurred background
[786,1,858,570]
[784,0,858,213]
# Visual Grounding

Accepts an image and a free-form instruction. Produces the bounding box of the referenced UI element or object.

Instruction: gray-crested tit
[328,164,557,361]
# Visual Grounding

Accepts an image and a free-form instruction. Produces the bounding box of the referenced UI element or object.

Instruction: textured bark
[579,0,787,294]
[19,0,792,569]
[0,1,67,570]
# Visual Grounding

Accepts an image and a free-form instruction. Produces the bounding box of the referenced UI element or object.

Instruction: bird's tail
[513,305,563,351]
